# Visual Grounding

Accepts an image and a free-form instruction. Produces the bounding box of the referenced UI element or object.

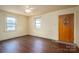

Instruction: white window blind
[7,17,16,31]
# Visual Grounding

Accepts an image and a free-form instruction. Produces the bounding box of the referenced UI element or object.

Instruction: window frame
[6,16,16,32]
[34,17,41,30]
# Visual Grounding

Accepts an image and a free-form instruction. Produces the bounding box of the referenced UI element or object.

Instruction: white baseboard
[29,34,77,47]
[0,34,28,41]
[54,40,76,46]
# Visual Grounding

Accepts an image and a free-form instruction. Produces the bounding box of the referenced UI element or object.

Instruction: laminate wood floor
[0,35,79,53]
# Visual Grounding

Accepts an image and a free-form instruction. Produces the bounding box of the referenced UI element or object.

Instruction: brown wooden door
[59,14,74,43]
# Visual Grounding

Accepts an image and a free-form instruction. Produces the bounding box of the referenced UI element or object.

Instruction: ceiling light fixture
[25,9,32,13]
[25,5,34,13]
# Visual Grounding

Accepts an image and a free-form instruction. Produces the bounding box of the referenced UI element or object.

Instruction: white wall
[0,10,28,41]
[28,7,78,44]
[76,6,79,47]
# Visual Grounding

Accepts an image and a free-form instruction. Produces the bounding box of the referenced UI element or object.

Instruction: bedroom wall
[76,6,79,47]
[28,6,77,44]
[0,10,28,41]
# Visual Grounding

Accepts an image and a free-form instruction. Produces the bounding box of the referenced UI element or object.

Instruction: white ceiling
[0,5,77,16]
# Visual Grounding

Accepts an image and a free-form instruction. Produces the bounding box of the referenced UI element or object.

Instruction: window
[35,17,41,29]
[6,17,16,31]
